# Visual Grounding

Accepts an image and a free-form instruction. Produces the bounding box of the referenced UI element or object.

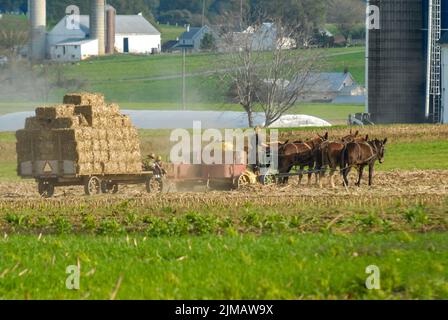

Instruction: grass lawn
[158,24,186,45]
[381,141,448,171]
[0,233,446,299]
[0,47,364,114]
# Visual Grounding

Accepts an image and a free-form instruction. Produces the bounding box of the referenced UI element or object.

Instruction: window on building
[63,46,66,55]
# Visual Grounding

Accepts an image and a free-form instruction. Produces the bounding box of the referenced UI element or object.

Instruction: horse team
[276,130,388,187]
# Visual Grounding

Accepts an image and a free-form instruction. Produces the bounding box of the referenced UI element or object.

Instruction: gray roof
[77,15,160,35]
[179,26,208,40]
[55,38,97,46]
[291,72,355,93]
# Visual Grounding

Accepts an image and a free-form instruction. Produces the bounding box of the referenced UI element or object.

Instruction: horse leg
[298,166,304,185]
[319,165,326,188]
[329,165,337,189]
[356,165,365,187]
[368,163,374,186]
[343,166,352,187]
[307,163,313,185]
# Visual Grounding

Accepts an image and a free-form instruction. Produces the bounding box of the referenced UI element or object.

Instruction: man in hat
[142,153,156,171]
[153,155,167,176]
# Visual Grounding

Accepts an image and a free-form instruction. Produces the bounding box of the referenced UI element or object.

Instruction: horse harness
[353,141,378,164]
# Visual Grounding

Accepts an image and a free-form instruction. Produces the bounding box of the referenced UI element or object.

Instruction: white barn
[48,14,161,61]
[50,39,98,62]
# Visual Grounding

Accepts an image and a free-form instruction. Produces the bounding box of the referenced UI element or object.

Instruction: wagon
[19,159,163,198]
[163,145,278,191]
[15,93,164,198]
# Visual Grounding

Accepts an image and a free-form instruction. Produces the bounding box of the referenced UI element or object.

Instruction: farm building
[48,14,161,61]
[218,23,296,53]
[28,0,161,62]
[289,72,365,103]
[173,25,212,52]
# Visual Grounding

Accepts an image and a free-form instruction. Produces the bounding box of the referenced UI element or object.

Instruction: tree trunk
[247,109,254,128]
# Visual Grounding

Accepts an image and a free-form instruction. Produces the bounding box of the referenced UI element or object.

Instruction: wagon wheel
[84,176,102,196]
[101,181,119,194]
[262,174,276,186]
[146,177,163,193]
[237,173,251,189]
[38,180,55,198]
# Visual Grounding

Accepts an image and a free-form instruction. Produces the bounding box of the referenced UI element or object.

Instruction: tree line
[0,0,326,29]
[0,0,365,43]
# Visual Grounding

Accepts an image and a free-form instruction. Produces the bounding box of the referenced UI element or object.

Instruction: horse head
[370,138,388,164]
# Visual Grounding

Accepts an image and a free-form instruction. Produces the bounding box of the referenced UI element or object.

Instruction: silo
[368,0,426,123]
[90,0,106,55]
[30,0,47,61]
[106,5,116,54]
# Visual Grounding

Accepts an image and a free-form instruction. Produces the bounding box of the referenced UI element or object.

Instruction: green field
[1,233,447,299]
[0,47,364,120]
[158,24,185,45]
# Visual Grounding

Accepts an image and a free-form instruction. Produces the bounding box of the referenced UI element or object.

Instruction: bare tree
[0,17,30,59]
[218,29,264,127]
[218,18,322,127]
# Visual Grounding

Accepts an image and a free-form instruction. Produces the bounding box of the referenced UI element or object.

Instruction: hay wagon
[16,93,163,198]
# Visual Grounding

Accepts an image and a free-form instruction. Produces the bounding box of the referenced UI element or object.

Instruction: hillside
[0,47,364,118]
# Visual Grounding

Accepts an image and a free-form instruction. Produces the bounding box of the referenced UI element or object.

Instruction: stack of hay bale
[16,93,142,176]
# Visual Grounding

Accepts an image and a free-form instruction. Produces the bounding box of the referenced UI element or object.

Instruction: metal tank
[90,0,106,55]
[30,0,47,61]
[367,0,426,123]
[106,5,116,54]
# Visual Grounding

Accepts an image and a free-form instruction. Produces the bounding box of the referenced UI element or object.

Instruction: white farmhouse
[48,13,161,61]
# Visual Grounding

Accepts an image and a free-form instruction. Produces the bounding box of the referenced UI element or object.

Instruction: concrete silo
[367,0,426,124]
[90,0,106,55]
[30,0,47,61]
[367,0,448,123]
[105,5,116,55]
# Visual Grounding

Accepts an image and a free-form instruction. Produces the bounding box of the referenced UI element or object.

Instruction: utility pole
[202,0,206,27]
[240,0,243,31]
[182,48,186,110]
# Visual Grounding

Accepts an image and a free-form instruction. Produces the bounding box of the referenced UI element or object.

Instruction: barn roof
[54,38,97,46]
[289,72,355,93]
[178,26,209,40]
[74,15,161,36]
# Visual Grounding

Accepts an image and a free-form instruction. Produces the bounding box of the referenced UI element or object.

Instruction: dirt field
[2,170,447,201]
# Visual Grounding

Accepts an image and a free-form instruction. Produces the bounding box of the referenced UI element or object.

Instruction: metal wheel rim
[110,183,119,194]
[238,174,251,188]
[38,181,54,198]
[150,178,162,192]
[88,177,101,194]
[263,175,275,185]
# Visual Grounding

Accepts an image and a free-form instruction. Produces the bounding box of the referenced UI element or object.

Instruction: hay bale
[36,105,75,119]
[63,93,105,106]
[16,93,143,177]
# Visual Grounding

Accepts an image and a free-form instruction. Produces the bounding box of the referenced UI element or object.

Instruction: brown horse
[341,138,387,186]
[316,131,368,188]
[278,132,328,184]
